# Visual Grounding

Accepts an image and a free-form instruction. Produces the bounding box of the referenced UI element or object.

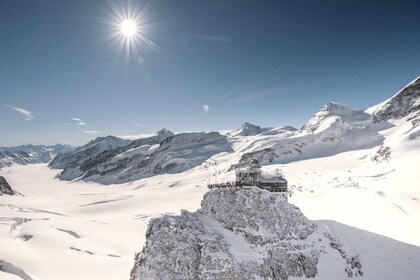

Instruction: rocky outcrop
[0,176,15,196]
[130,188,362,280]
[372,77,420,124]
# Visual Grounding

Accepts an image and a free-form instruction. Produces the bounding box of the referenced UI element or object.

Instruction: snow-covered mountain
[49,136,132,169]
[57,129,174,183]
[231,102,386,169]
[0,144,75,163]
[131,187,420,280]
[227,122,272,137]
[57,131,232,184]
[0,150,39,170]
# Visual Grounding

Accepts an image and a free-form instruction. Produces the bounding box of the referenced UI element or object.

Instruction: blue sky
[1,0,420,146]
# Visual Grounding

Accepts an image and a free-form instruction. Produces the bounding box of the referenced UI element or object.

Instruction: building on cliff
[208,159,289,193]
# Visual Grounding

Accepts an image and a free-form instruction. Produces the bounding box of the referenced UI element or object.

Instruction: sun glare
[121,20,137,37]
[100,0,159,63]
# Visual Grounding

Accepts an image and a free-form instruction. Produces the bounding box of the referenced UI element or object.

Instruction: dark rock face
[372,76,420,126]
[0,176,15,195]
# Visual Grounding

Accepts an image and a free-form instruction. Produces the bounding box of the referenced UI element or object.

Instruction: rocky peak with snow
[371,76,420,127]
[154,128,175,143]
[54,131,232,184]
[130,188,365,280]
[228,122,271,137]
[114,132,233,183]
[298,102,360,135]
[49,136,131,169]
[0,150,39,170]
[0,176,15,196]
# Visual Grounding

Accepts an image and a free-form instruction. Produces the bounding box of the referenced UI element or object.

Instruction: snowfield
[0,164,207,280]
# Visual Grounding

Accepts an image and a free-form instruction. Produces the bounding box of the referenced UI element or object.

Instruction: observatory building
[208,159,289,193]
[235,159,288,192]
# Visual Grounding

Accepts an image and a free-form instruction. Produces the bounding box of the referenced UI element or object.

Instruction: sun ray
[96,0,161,64]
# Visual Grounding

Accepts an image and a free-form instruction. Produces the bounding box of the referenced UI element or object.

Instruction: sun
[120,20,137,37]
[99,0,159,63]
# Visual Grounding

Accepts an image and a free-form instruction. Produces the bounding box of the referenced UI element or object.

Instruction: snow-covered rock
[228,122,272,137]
[49,136,131,169]
[54,131,231,184]
[0,176,15,196]
[115,132,233,183]
[130,188,420,280]
[58,132,168,183]
[371,76,420,128]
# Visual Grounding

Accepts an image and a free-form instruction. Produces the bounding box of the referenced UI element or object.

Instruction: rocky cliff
[130,188,364,280]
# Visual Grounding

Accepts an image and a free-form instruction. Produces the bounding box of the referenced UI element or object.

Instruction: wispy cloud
[83,130,101,135]
[71,117,86,126]
[134,123,143,127]
[202,104,210,114]
[5,105,34,121]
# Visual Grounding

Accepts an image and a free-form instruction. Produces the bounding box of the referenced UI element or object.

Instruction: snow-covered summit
[298,102,362,135]
[154,128,175,143]
[228,122,271,137]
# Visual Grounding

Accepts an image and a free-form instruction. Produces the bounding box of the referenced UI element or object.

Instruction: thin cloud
[134,123,143,127]
[5,105,34,121]
[202,104,210,114]
[71,117,86,126]
[83,130,101,135]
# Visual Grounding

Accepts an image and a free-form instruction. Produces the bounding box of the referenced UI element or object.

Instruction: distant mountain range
[3,76,420,186]
[0,144,75,169]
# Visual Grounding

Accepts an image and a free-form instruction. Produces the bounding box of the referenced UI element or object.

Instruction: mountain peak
[228,122,270,137]
[298,102,358,135]
[155,128,174,142]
